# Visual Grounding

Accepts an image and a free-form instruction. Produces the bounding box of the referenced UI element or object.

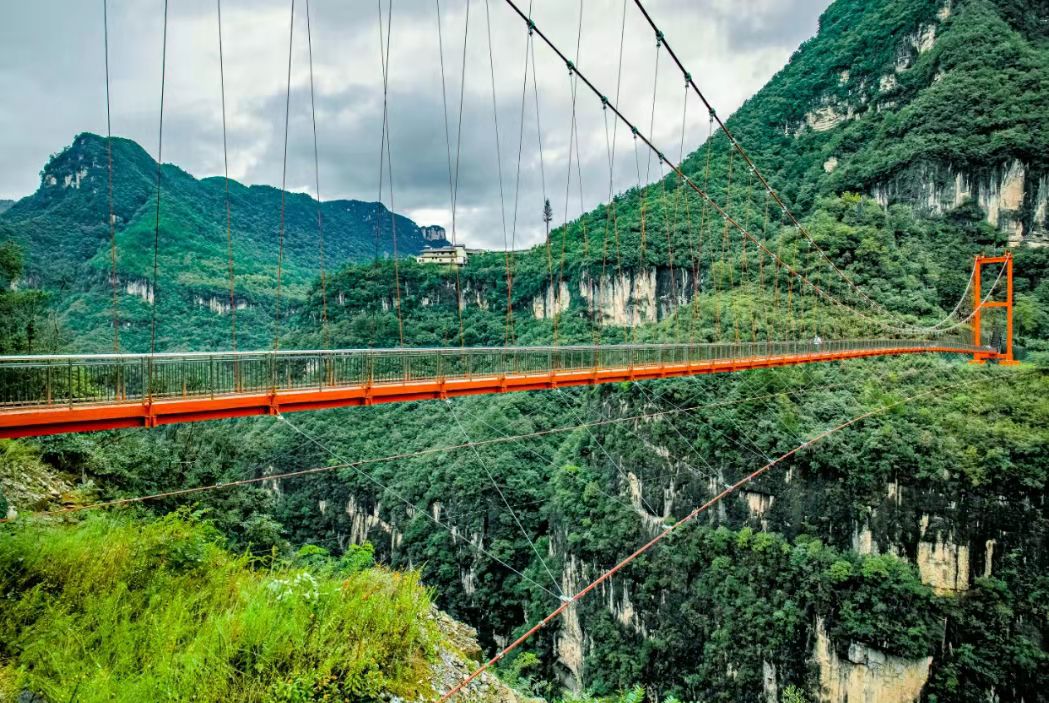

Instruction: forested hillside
[0,133,445,351]
[1,0,1048,701]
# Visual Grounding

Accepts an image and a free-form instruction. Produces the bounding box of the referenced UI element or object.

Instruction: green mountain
[0,133,447,351]
[688,0,1049,245]
[293,0,1049,354]
[0,200,13,215]
[2,1,1049,702]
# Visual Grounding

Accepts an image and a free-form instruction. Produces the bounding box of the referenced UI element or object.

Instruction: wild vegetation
[1,0,1048,700]
[0,513,437,703]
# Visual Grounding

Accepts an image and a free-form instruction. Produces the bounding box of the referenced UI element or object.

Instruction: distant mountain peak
[0,133,447,350]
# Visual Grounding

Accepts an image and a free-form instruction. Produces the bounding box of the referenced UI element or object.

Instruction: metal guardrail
[0,339,987,409]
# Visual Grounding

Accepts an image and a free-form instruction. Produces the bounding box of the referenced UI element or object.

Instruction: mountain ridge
[0,132,447,351]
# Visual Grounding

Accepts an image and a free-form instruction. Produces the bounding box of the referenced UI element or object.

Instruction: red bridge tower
[970,252,1019,365]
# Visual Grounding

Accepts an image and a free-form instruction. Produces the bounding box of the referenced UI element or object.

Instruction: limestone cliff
[531,268,693,325]
[813,618,933,703]
[870,160,1048,246]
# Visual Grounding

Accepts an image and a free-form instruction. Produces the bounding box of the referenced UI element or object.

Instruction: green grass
[0,513,438,702]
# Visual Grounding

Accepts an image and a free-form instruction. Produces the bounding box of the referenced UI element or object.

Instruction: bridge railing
[0,338,987,409]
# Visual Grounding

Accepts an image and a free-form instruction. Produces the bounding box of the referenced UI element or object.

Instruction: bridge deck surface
[0,340,986,438]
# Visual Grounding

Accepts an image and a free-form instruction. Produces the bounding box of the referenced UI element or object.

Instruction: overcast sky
[0,0,830,249]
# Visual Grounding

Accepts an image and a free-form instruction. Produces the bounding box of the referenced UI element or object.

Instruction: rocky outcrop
[813,618,932,703]
[193,295,250,315]
[763,661,779,703]
[345,496,402,555]
[125,278,154,304]
[531,268,694,325]
[428,608,539,703]
[556,554,589,691]
[742,490,775,531]
[533,280,571,320]
[805,103,856,133]
[420,225,449,243]
[916,514,970,595]
[871,160,1049,246]
[0,442,76,518]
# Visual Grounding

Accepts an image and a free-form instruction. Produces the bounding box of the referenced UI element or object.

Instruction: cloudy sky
[0,0,830,249]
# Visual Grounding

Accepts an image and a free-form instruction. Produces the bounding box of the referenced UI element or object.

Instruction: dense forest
[1,0,1048,701]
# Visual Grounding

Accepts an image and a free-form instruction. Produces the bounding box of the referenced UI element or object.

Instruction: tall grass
[0,513,437,702]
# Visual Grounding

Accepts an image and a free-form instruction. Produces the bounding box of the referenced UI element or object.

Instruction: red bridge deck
[0,340,988,438]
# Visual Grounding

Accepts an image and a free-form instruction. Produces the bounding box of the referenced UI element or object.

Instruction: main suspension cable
[500,0,964,340]
[629,0,944,325]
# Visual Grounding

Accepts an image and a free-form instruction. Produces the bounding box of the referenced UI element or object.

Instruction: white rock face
[194,295,250,315]
[912,24,937,54]
[556,554,588,691]
[983,539,996,578]
[917,538,970,595]
[742,490,774,530]
[532,268,692,325]
[345,496,401,553]
[916,514,970,595]
[763,661,778,703]
[813,617,932,703]
[532,280,571,320]
[805,103,855,132]
[606,581,646,636]
[852,522,877,556]
[871,160,1048,246]
[125,279,154,304]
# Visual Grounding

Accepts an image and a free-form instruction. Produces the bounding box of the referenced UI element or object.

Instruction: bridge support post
[970,252,1019,365]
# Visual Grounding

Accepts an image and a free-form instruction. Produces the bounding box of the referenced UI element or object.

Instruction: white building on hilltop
[416,244,477,266]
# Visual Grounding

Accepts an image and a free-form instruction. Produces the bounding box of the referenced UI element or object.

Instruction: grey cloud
[0,0,831,251]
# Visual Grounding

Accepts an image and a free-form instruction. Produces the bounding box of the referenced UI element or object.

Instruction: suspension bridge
[0,1,1028,697]
[0,0,1019,440]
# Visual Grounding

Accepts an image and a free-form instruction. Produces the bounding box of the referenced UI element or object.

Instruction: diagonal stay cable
[629,0,951,326]
[447,399,566,598]
[0,384,897,527]
[436,373,997,701]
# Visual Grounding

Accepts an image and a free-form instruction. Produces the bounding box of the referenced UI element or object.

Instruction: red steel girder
[0,346,967,439]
